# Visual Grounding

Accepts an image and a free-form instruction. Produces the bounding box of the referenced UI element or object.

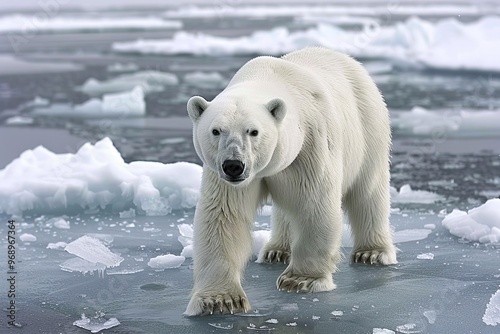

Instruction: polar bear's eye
[212,129,220,136]
[249,130,259,137]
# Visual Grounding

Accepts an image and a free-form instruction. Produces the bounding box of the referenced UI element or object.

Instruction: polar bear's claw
[277,272,336,293]
[259,248,291,264]
[185,292,250,316]
[352,248,397,265]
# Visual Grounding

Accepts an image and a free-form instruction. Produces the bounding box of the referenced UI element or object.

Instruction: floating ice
[60,257,107,276]
[392,107,500,137]
[208,322,234,330]
[77,71,178,96]
[5,116,34,125]
[0,55,83,75]
[395,323,418,334]
[417,253,434,260]
[114,16,500,72]
[33,87,146,118]
[0,15,181,33]
[0,137,202,216]
[424,224,436,229]
[265,319,278,324]
[107,62,139,73]
[47,241,68,250]
[148,254,185,269]
[53,218,70,229]
[20,233,36,242]
[483,289,500,326]
[73,314,120,333]
[373,329,395,334]
[391,184,444,204]
[286,322,297,327]
[119,208,136,218]
[183,71,226,89]
[331,310,344,316]
[442,198,500,244]
[393,229,433,243]
[65,235,123,267]
[423,310,437,324]
[26,96,50,107]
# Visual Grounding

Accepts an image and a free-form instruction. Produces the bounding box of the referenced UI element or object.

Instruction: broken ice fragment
[73,314,120,333]
[20,233,36,242]
[60,257,107,276]
[65,235,123,267]
[417,253,434,260]
[483,289,500,326]
[147,254,185,269]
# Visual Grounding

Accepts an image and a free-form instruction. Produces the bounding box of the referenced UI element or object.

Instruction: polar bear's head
[187,95,287,186]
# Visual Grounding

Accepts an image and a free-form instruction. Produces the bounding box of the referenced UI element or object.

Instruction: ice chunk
[20,233,36,242]
[392,107,500,137]
[391,184,444,204]
[373,329,396,334]
[53,218,70,229]
[286,322,297,327]
[77,71,178,96]
[0,137,202,216]
[114,16,500,72]
[417,253,434,260]
[252,230,271,258]
[331,310,344,316]
[107,62,139,73]
[26,96,50,107]
[423,310,437,324]
[424,224,436,229]
[33,87,146,118]
[119,208,136,218]
[73,314,120,333]
[442,199,500,244]
[183,71,226,88]
[5,116,34,125]
[395,323,418,333]
[208,322,234,330]
[65,235,123,267]
[148,254,185,269]
[0,15,182,33]
[47,241,68,250]
[483,289,500,326]
[394,229,433,243]
[265,319,278,324]
[60,257,107,276]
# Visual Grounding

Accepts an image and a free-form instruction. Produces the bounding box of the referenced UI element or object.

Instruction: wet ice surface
[1,2,500,333]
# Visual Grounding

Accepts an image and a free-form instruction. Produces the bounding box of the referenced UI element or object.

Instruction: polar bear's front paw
[352,247,397,265]
[276,272,336,293]
[184,291,250,316]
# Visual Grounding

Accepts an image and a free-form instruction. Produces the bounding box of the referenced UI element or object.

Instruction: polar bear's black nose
[222,160,245,178]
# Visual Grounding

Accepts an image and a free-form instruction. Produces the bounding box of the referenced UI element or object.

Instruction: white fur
[184,47,397,316]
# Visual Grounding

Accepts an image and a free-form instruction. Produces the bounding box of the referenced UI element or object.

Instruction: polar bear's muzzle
[221,159,247,184]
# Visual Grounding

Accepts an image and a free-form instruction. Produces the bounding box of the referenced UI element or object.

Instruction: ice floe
[113,16,500,72]
[5,116,34,125]
[391,184,444,204]
[77,71,178,96]
[183,71,227,89]
[392,107,500,137]
[442,198,500,244]
[0,137,202,216]
[73,314,120,333]
[65,235,123,267]
[106,62,139,73]
[0,15,181,33]
[483,288,500,326]
[148,254,185,270]
[32,87,146,118]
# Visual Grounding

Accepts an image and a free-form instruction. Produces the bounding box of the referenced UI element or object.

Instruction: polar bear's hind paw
[277,273,336,293]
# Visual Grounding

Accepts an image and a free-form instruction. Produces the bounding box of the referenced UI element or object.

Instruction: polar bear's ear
[266,98,286,123]
[187,96,209,122]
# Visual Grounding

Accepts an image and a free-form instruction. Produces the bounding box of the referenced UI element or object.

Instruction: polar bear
[184,47,397,316]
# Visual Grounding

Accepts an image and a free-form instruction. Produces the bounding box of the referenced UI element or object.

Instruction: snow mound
[0,137,202,216]
[442,198,500,244]
[113,16,500,72]
[148,254,185,269]
[65,235,123,267]
[391,184,444,204]
[0,15,181,33]
[392,107,500,137]
[483,289,500,326]
[33,86,145,118]
[73,314,120,333]
[77,71,178,96]
[183,71,226,88]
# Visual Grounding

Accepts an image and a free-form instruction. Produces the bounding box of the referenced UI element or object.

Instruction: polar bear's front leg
[184,169,263,316]
[257,206,291,264]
